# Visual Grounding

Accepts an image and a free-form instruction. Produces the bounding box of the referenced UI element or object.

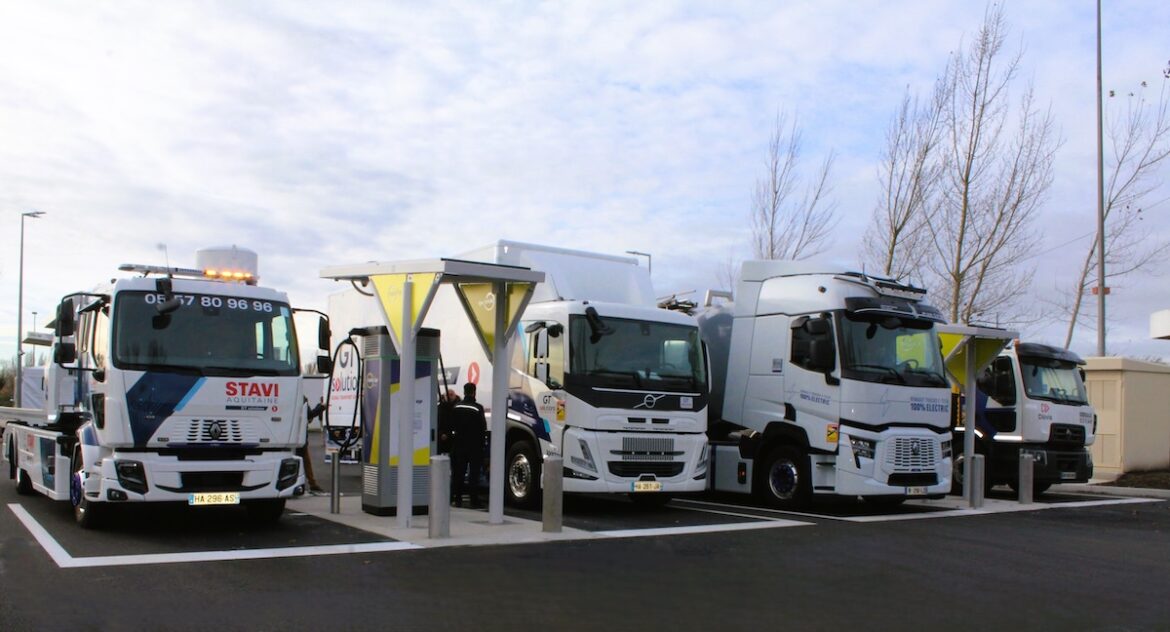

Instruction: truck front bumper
[559,429,708,495]
[834,426,953,497]
[86,451,305,503]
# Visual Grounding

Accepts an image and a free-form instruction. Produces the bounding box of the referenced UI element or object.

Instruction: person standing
[450,382,486,508]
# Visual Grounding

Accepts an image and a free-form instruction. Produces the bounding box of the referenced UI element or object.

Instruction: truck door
[787,314,840,452]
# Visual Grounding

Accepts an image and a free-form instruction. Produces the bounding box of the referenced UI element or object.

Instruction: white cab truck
[327,241,709,507]
[2,247,329,527]
[697,261,954,508]
[956,341,1095,495]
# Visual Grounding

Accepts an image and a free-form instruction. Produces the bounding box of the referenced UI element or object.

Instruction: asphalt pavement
[2,436,1168,631]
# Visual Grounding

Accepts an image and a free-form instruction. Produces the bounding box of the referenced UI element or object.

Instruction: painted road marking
[596,519,811,540]
[8,503,421,569]
[674,496,1162,524]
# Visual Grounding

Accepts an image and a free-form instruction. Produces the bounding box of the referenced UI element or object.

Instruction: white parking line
[596,519,811,540]
[673,496,1162,524]
[8,503,421,569]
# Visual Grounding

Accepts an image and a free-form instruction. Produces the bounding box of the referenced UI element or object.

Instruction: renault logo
[634,393,666,409]
[207,421,226,441]
[911,443,921,457]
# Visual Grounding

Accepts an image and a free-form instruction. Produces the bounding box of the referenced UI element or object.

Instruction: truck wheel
[71,449,102,529]
[756,445,809,510]
[246,499,286,524]
[15,467,34,495]
[505,441,541,509]
[951,453,992,496]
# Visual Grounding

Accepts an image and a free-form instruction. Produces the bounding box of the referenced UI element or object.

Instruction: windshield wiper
[848,363,905,383]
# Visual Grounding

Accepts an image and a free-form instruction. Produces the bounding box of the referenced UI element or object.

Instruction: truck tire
[505,441,541,509]
[71,448,102,529]
[245,499,286,524]
[756,445,810,510]
[951,452,993,496]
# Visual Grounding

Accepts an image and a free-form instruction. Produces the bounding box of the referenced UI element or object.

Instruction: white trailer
[951,339,1096,495]
[697,261,954,508]
[327,241,709,507]
[2,247,330,527]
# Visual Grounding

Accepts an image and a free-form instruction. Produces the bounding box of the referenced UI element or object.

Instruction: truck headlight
[569,439,597,473]
[276,458,300,490]
[849,437,876,460]
[941,439,952,459]
[115,460,148,495]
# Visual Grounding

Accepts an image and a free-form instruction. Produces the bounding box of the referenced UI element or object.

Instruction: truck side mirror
[57,298,76,337]
[316,355,333,375]
[535,361,550,386]
[808,338,835,373]
[318,317,331,352]
[806,318,830,336]
[55,342,77,365]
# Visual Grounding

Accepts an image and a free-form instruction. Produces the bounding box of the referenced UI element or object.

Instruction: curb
[1051,483,1170,500]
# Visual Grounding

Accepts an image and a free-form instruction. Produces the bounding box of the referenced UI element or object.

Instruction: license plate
[189,492,240,506]
[632,481,662,493]
[1061,472,1076,480]
[906,486,928,496]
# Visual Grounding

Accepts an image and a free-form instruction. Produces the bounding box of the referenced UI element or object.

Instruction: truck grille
[185,419,245,444]
[611,437,680,462]
[1050,424,1086,446]
[886,437,937,472]
[608,462,685,478]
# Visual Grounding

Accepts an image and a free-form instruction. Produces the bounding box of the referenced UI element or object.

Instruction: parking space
[4,441,1160,570]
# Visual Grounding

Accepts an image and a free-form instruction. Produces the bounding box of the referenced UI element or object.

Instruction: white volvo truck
[696,261,954,508]
[327,241,709,507]
[2,247,329,527]
[956,340,1095,495]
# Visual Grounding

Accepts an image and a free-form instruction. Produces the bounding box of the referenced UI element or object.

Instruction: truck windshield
[838,313,948,387]
[1020,358,1088,405]
[112,291,299,376]
[568,315,705,391]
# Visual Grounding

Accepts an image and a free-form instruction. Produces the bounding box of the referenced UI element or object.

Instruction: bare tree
[864,84,946,280]
[924,6,1057,325]
[750,111,838,260]
[1062,75,1170,348]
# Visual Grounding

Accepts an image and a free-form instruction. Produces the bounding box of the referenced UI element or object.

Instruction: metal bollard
[969,454,985,509]
[542,455,563,533]
[1018,451,1035,505]
[330,451,342,514]
[429,455,451,539]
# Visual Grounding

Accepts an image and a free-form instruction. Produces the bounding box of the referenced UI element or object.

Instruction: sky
[1,0,1169,367]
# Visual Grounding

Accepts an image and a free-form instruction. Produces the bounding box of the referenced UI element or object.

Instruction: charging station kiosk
[358,326,440,516]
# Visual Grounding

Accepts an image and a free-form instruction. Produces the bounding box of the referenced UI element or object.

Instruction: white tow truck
[954,340,1096,495]
[696,261,954,508]
[327,241,709,507]
[2,247,330,527]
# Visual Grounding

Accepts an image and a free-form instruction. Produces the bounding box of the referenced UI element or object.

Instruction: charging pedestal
[359,326,440,516]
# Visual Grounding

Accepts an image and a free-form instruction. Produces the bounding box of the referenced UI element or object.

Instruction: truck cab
[702,262,954,508]
[967,342,1095,494]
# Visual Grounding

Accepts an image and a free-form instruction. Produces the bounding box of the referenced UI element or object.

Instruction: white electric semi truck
[326,241,709,507]
[2,247,329,527]
[696,261,954,508]
[955,340,1095,495]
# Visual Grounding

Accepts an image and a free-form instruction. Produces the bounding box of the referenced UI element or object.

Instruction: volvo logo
[207,421,226,442]
[634,393,666,409]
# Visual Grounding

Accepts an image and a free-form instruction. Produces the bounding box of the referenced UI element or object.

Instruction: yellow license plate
[632,481,663,493]
[189,492,240,506]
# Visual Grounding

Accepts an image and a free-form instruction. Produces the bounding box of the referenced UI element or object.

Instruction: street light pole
[1095,0,1107,356]
[16,210,45,408]
[625,250,651,277]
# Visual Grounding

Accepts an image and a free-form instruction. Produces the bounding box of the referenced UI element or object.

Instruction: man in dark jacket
[450,382,487,508]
